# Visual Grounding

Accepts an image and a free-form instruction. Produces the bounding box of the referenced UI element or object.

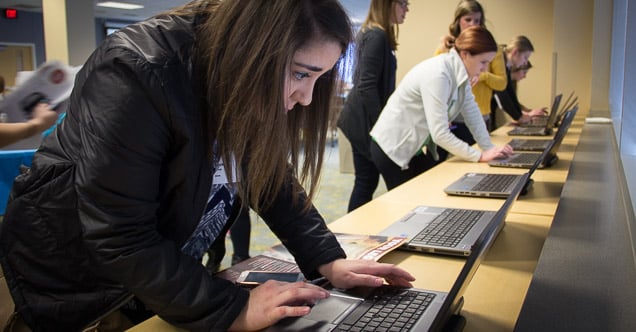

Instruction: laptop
[507,138,552,151]
[554,93,578,127]
[265,175,523,332]
[508,94,578,152]
[443,138,552,198]
[489,106,578,169]
[507,94,563,136]
[518,93,563,128]
[375,170,527,257]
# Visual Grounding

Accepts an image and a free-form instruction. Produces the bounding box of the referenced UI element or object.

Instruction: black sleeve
[259,173,346,280]
[493,71,523,120]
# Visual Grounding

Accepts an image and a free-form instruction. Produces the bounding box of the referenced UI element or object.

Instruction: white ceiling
[3,0,370,24]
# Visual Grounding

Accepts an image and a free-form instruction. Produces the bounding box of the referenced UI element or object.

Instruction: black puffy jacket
[0,12,345,332]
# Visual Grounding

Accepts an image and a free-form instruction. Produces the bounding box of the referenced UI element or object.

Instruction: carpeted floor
[219,138,387,270]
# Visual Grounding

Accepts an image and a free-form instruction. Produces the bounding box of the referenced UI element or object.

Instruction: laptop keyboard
[508,127,546,135]
[412,209,485,247]
[530,117,548,125]
[520,117,548,127]
[334,287,436,331]
[472,174,518,192]
[508,153,541,165]
[511,139,549,149]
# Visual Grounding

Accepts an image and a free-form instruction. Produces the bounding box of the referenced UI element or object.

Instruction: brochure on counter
[215,233,407,283]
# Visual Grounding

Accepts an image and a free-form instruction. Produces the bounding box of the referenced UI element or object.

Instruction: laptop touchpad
[303,293,362,323]
[268,294,361,331]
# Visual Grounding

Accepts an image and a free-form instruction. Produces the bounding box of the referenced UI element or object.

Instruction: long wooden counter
[324,119,581,331]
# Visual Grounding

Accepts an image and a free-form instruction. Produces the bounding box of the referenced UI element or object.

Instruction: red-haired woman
[370,26,513,189]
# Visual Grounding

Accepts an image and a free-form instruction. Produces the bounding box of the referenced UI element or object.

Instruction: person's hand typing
[479,145,514,162]
[228,280,330,331]
[526,107,547,117]
[318,259,415,290]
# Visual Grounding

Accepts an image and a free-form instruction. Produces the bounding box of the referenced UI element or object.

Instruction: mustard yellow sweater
[472,48,507,116]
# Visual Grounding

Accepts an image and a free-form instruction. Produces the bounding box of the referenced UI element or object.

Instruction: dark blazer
[0,12,344,332]
[338,27,396,159]
[492,56,523,120]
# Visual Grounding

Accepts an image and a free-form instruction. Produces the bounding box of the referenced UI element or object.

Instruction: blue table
[0,149,36,215]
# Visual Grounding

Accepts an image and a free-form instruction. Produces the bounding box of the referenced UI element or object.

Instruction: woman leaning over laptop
[370,26,513,190]
[0,1,415,331]
[492,35,547,127]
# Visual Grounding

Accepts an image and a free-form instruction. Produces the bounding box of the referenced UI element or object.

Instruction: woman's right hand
[526,108,548,117]
[480,145,514,162]
[228,280,330,331]
[517,114,532,125]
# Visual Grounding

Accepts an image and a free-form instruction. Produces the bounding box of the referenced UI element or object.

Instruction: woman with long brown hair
[0,1,414,331]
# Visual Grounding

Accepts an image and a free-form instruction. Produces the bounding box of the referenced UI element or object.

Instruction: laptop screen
[545,94,563,129]
[429,172,529,331]
[542,106,578,162]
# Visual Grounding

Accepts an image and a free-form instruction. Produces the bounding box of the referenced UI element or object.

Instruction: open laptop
[443,138,552,198]
[375,170,527,257]
[265,175,522,332]
[507,97,578,151]
[554,93,579,127]
[490,106,578,169]
[507,138,552,152]
[518,93,563,128]
[507,94,563,136]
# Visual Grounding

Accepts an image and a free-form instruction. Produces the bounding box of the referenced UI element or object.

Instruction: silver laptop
[265,175,523,332]
[507,94,563,136]
[443,173,526,199]
[554,93,579,127]
[377,171,527,257]
[507,92,576,151]
[490,106,578,169]
[507,138,552,151]
[443,138,552,198]
[518,93,563,128]
[508,96,578,152]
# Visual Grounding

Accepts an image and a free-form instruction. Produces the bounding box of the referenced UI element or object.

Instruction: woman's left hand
[527,108,548,117]
[317,259,415,289]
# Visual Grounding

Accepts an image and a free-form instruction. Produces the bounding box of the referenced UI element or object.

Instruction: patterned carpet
[219,138,388,269]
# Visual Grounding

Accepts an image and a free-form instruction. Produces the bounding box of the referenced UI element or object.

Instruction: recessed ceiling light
[97,2,144,10]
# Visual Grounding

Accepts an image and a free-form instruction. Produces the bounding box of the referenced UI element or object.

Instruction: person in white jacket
[370,26,512,190]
